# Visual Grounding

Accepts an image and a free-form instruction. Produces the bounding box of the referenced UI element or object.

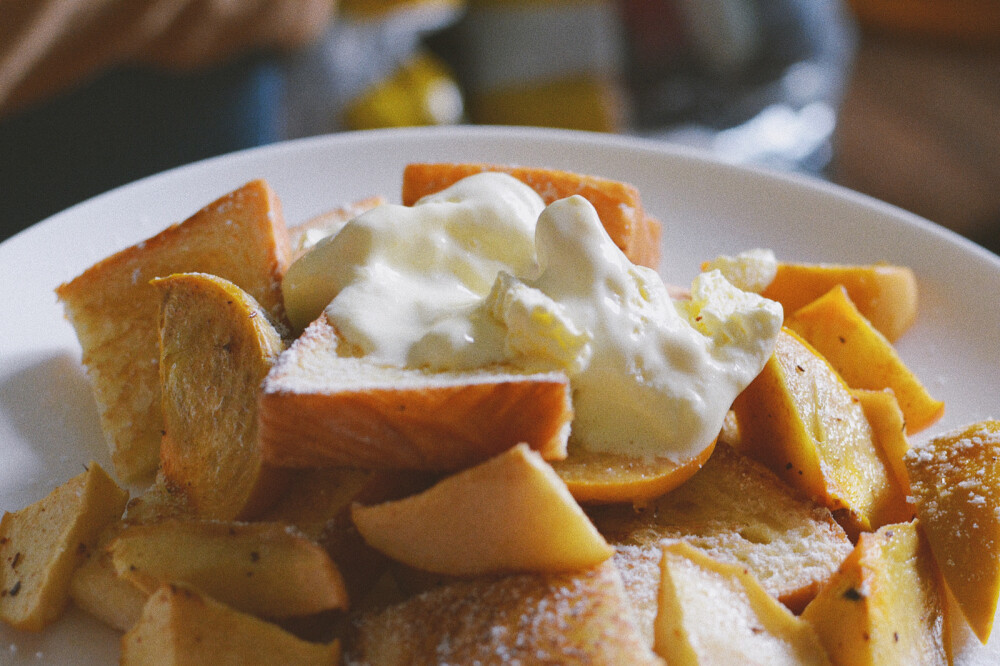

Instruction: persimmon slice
[786,285,943,434]
[760,262,917,343]
[552,440,716,504]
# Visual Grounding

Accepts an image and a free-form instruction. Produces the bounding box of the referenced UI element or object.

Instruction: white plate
[2,126,998,663]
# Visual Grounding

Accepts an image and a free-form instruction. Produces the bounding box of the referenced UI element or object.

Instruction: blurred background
[1,0,998,252]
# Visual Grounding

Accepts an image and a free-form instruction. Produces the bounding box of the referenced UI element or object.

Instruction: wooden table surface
[830,30,1000,254]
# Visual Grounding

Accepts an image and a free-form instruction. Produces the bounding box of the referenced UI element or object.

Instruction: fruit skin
[731,329,902,537]
[760,262,918,343]
[786,285,943,435]
[552,439,716,504]
[154,272,288,521]
[801,522,950,666]
[904,419,1000,644]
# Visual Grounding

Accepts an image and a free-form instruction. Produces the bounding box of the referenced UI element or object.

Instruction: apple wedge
[732,329,904,536]
[109,519,348,618]
[154,272,288,521]
[760,262,918,342]
[801,522,949,665]
[121,583,340,666]
[654,542,830,665]
[70,543,148,633]
[786,285,943,434]
[0,462,128,632]
[552,439,716,504]
[904,419,1000,643]
[351,443,613,576]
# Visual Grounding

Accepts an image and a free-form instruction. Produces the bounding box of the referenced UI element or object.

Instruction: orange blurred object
[847,0,1000,42]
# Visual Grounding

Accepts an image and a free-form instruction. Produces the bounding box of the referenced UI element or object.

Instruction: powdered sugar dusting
[905,420,1000,595]
[347,562,659,665]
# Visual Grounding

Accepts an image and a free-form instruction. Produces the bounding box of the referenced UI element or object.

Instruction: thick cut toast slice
[402,162,662,269]
[259,316,572,471]
[589,444,853,644]
[347,561,662,665]
[56,180,291,481]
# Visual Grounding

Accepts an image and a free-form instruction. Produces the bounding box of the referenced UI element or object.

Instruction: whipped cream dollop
[282,172,783,461]
[702,247,778,293]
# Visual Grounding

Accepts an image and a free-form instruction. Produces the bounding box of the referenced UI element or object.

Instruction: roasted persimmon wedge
[760,262,917,342]
[904,419,1000,644]
[786,285,943,434]
[732,329,903,536]
[401,162,661,269]
[852,388,913,503]
[552,440,715,504]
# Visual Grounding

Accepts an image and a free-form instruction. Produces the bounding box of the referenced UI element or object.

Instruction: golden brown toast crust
[55,180,291,481]
[402,162,662,269]
[259,317,572,472]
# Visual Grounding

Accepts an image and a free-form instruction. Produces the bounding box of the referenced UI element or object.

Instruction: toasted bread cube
[904,419,1000,643]
[732,329,903,536]
[260,316,572,472]
[402,162,662,269]
[801,522,949,665]
[786,285,943,434]
[654,542,831,665]
[155,272,288,520]
[0,463,128,631]
[121,583,340,665]
[56,180,292,481]
[348,561,660,665]
[109,519,348,618]
[352,444,612,576]
[591,444,852,644]
[760,262,918,342]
